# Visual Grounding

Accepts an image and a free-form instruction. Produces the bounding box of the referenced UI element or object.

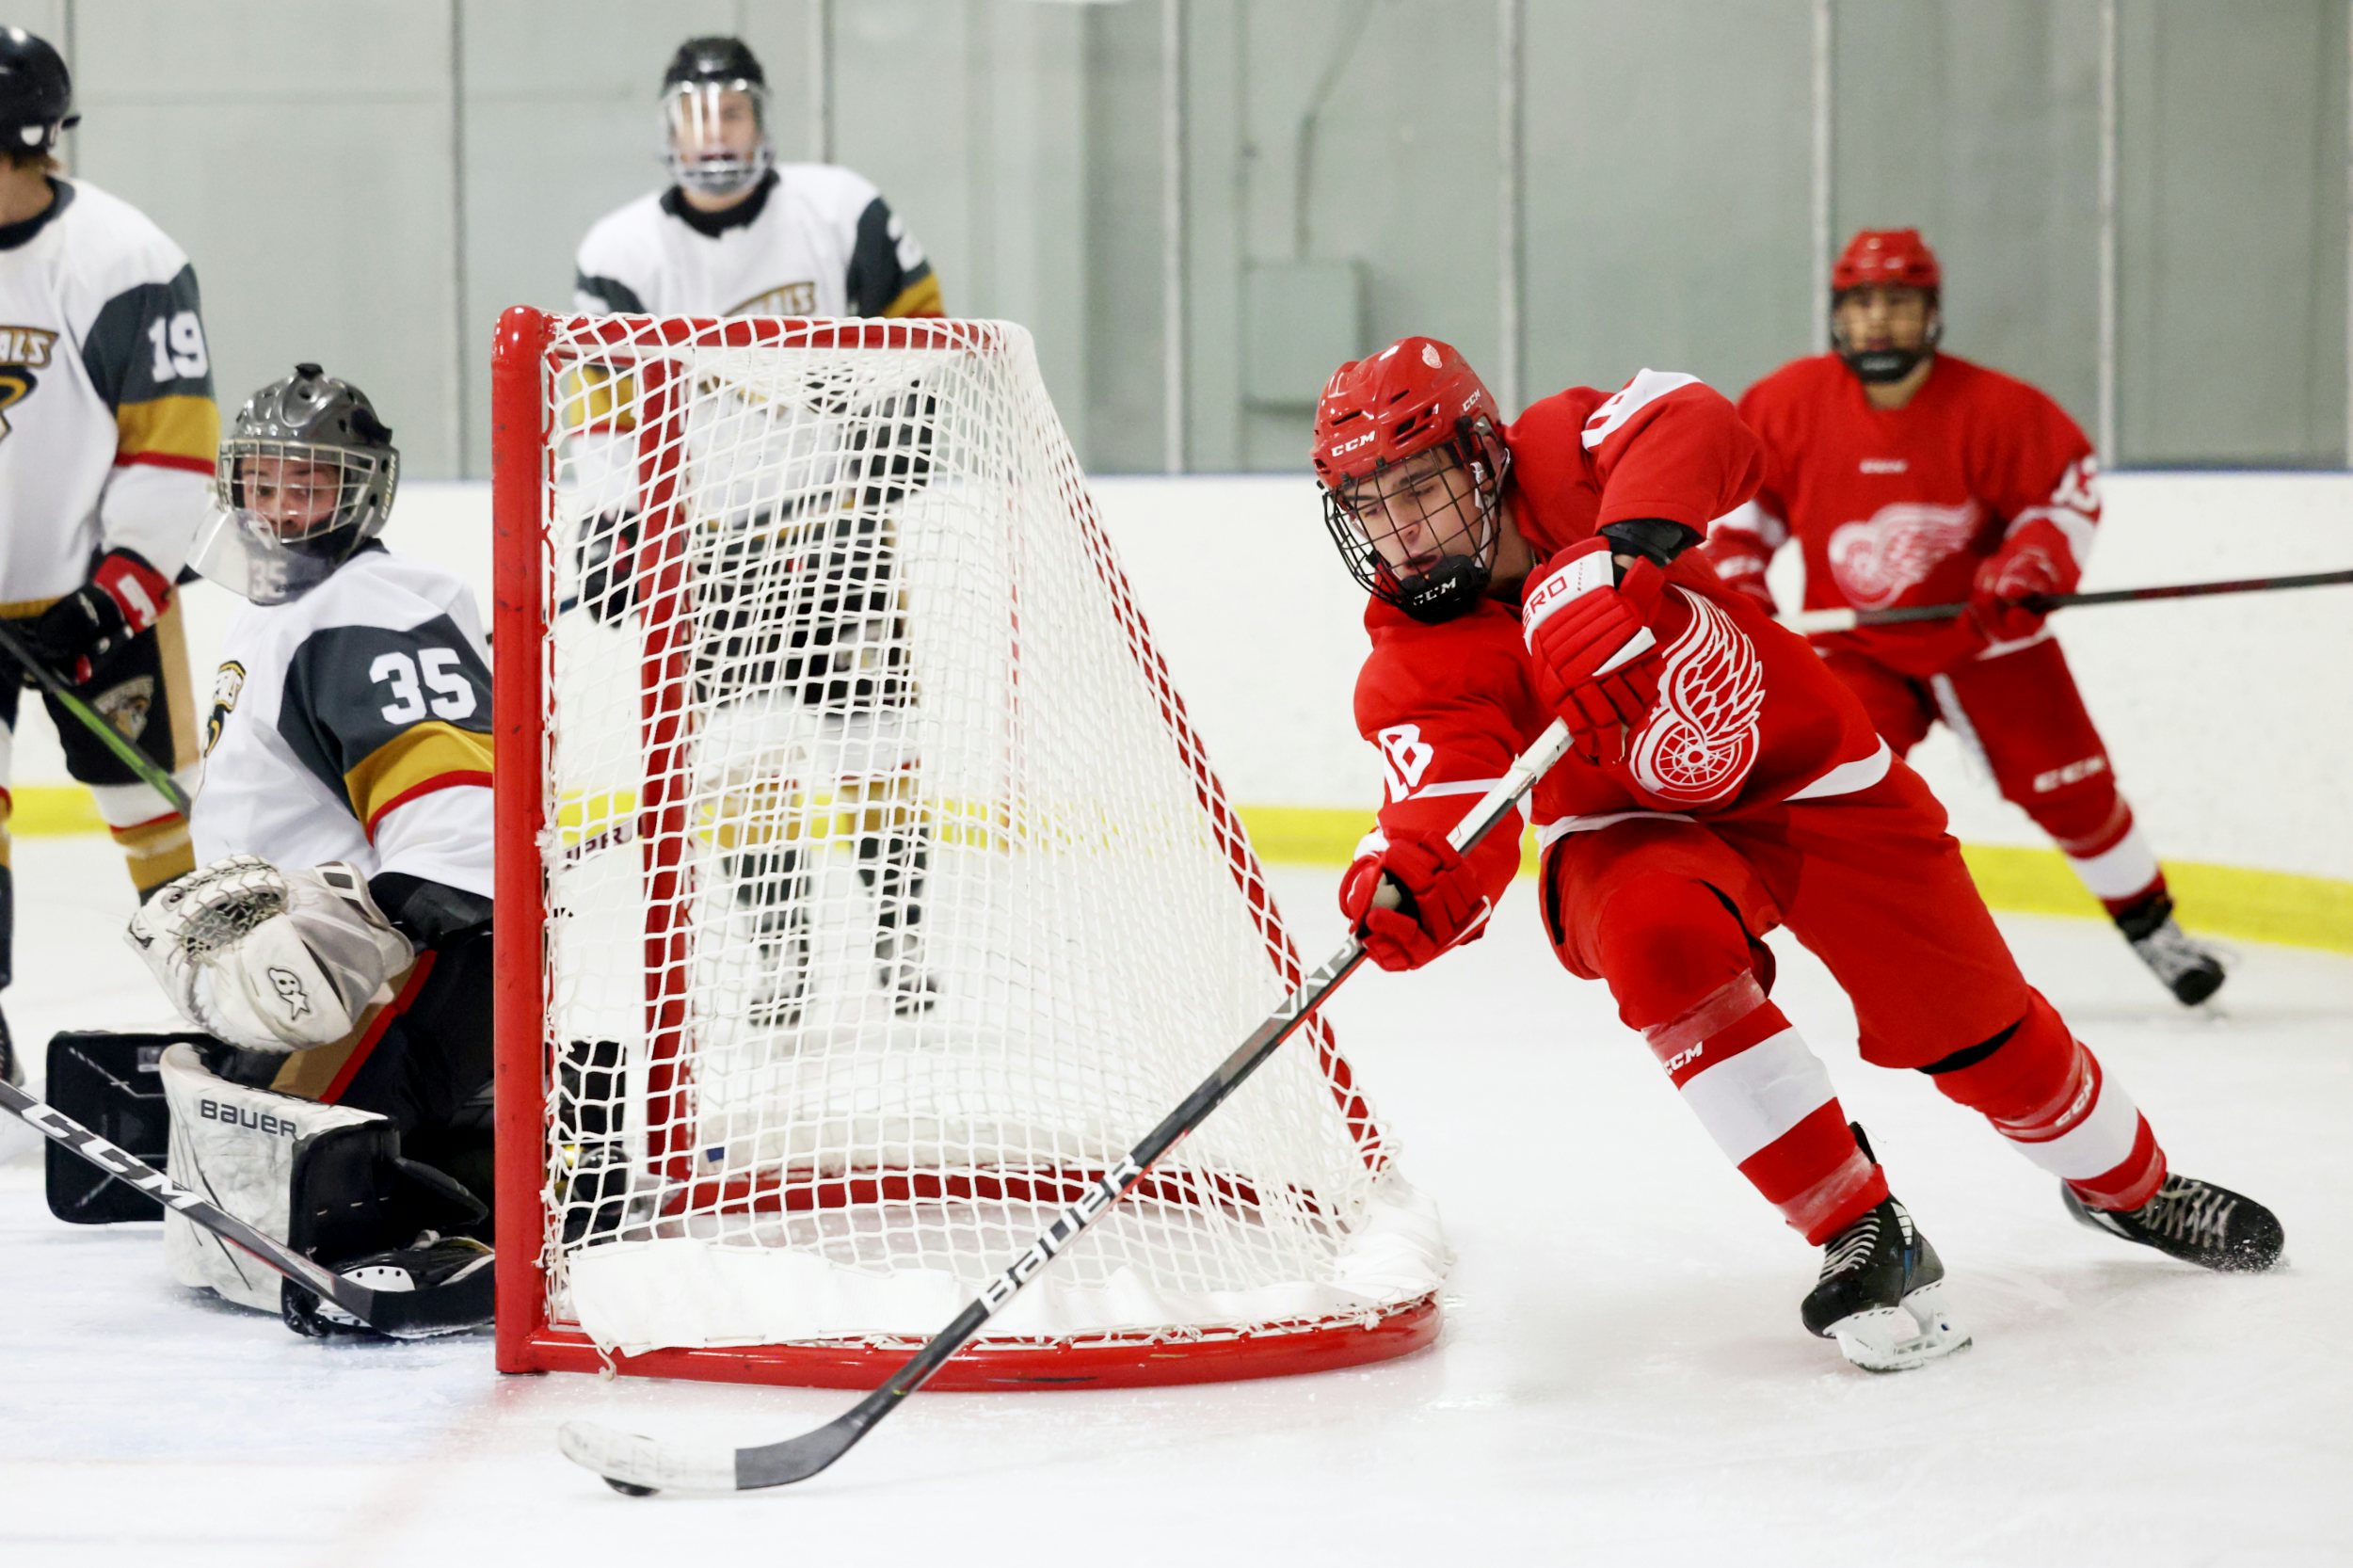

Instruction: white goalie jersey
[194,545,493,899]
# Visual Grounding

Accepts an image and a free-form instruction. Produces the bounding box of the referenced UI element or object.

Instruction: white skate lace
[1818,1212,1881,1280]
[2139,1177,2236,1248]
[2130,919,2220,985]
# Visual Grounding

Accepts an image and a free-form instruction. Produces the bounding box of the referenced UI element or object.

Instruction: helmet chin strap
[1836,312,1941,385]
[1393,452,1509,625]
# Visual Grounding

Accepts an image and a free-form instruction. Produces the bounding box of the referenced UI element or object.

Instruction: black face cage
[1320,419,1513,622]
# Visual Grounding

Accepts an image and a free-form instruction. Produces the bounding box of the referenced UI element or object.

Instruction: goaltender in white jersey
[1,28,214,1083]
[565,35,948,1028]
[124,364,497,1336]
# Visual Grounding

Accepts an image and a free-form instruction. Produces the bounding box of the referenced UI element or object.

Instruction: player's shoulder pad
[774,161,885,231]
[575,190,669,309]
[49,179,193,302]
[277,554,494,827]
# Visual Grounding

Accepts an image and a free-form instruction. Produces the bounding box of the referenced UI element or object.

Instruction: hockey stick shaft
[0,1074,485,1336]
[1777,566,2353,635]
[559,716,1578,1495]
[0,618,194,817]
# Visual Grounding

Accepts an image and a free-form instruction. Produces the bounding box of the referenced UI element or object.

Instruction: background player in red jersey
[1701,229,2223,1005]
[1315,335,2281,1371]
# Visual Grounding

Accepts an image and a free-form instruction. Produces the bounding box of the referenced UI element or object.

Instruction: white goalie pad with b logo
[158,1044,385,1313]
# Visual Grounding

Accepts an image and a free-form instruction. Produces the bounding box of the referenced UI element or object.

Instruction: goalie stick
[1776,565,2353,635]
[0,617,194,817]
[0,1075,490,1337]
[555,714,1577,1496]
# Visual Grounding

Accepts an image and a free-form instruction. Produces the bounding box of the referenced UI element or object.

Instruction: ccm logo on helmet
[1333,430,1377,456]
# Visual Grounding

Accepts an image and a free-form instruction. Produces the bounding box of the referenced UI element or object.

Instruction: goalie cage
[488,308,1449,1390]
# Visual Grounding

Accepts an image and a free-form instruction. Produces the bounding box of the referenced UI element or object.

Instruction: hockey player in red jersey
[1701,229,2222,1005]
[1313,335,2281,1370]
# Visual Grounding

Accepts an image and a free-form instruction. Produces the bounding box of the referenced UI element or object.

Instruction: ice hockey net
[488,308,1448,1389]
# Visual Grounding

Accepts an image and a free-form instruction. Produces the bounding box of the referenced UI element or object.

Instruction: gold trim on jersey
[882,275,943,318]
[115,392,221,465]
[343,721,495,831]
[558,363,636,434]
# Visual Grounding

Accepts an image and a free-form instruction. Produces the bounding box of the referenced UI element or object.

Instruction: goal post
[489,306,1448,1390]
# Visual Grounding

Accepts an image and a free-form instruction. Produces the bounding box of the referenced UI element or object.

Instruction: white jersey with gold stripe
[573,162,941,323]
[0,176,217,607]
[194,546,493,899]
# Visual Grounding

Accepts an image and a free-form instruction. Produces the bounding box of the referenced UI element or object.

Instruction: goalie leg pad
[159,1043,384,1313]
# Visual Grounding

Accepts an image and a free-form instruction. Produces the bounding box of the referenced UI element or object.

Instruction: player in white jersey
[568,36,946,1025]
[0,30,212,1083]
[121,365,496,1335]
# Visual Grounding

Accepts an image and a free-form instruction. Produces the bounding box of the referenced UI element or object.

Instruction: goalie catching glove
[127,856,416,1052]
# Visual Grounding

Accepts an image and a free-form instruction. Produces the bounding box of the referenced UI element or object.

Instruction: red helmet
[1311,336,1500,488]
[1832,228,1941,294]
[1311,337,1511,623]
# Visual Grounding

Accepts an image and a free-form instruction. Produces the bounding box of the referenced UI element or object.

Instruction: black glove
[575,513,639,627]
[25,550,174,684]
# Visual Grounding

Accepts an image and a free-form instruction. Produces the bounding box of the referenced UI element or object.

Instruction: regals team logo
[94,676,157,744]
[731,281,818,316]
[205,662,246,757]
[1825,500,1983,609]
[0,325,60,445]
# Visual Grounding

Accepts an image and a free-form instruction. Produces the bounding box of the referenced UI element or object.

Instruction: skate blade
[1828,1283,1971,1373]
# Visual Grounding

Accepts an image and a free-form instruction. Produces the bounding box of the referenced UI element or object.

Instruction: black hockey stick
[0,618,193,817]
[555,715,1577,1496]
[0,1075,488,1337]
[1778,565,2353,635]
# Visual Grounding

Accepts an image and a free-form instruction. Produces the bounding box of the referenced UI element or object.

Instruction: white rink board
[15,471,2347,878]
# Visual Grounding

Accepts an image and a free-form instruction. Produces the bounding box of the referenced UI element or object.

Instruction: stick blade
[557,1420,738,1495]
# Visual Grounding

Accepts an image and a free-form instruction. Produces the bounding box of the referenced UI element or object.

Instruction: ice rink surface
[3,838,2346,1568]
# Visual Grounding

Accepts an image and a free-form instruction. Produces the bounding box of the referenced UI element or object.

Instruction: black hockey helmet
[664,35,767,91]
[661,36,772,199]
[0,27,77,155]
[195,364,401,604]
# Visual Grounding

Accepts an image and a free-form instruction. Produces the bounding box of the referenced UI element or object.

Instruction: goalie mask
[662,35,772,200]
[195,363,399,605]
[1312,336,1513,625]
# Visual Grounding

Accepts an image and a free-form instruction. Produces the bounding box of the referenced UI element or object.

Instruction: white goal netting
[504,313,1446,1378]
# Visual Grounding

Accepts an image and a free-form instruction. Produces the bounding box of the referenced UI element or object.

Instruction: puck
[604,1478,659,1497]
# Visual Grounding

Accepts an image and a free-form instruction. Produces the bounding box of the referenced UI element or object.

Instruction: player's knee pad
[158,1044,487,1320]
[1914,988,2077,1124]
[1589,872,1767,1033]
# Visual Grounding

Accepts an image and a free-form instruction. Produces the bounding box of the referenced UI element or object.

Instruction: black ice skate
[283,1233,494,1338]
[2062,1174,2283,1272]
[1803,1176,1969,1372]
[2117,894,2225,1006]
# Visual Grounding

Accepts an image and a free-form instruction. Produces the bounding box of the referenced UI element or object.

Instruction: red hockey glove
[1337,834,1494,972]
[1969,518,2080,644]
[1520,538,1670,762]
[25,550,174,684]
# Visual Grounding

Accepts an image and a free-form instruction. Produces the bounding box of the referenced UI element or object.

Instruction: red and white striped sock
[1924,990,2166,1211]
[1644,973,1886,1245]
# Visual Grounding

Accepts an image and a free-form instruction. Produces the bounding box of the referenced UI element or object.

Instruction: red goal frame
[488,306,1438,1389]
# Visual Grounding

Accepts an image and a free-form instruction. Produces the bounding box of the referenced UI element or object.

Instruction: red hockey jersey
[1352,372,1888,911]
[1714,352,2100,677]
